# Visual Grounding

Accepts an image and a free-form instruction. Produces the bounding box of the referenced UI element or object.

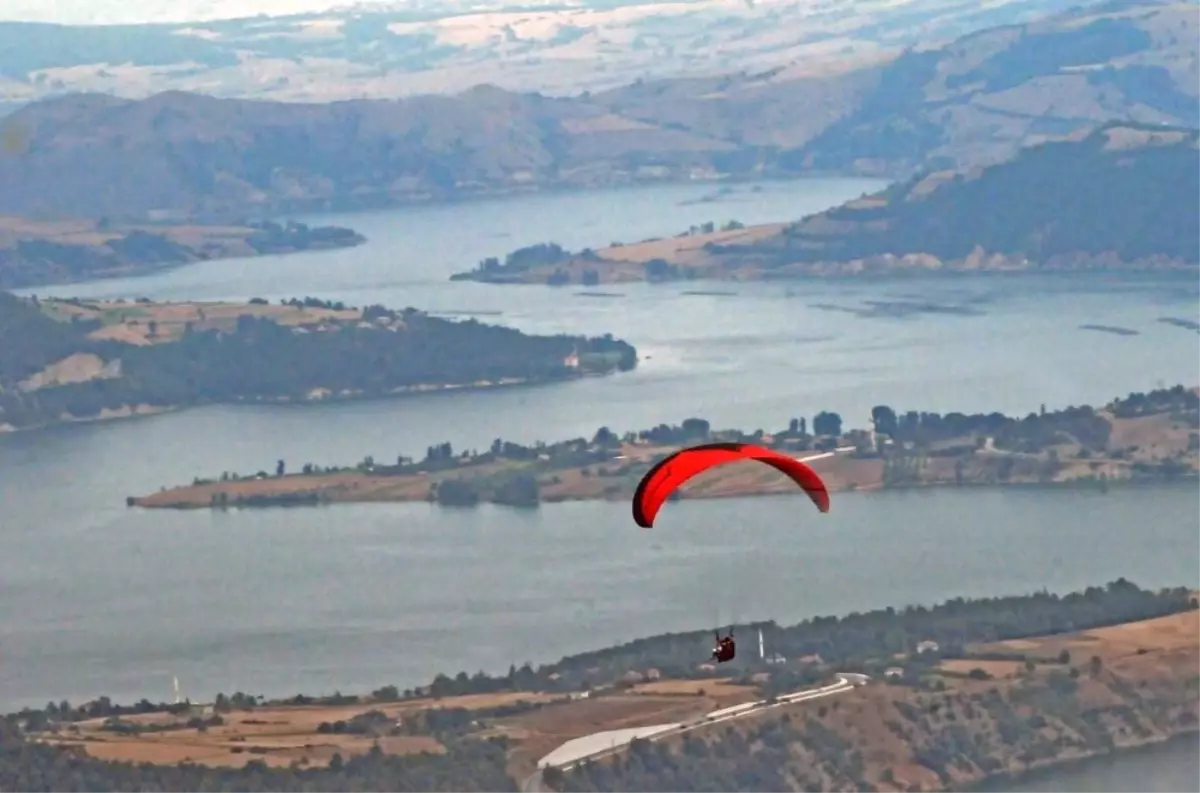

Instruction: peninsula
[0,217,365,289]
[129,385,1199,511]
[6,580,1197,792]
[451,124,1200,285]
[0,293,636,434]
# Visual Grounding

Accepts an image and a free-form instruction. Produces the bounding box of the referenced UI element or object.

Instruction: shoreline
[12,236,367,291]
[129,472,1200,512]
[1,295,637,436]
[0,218,367,291]
[451,241,1200,287]
[968,731,1200,792]
[13,599,1198,789]
[129,386,1200,511]
[0,374,590,439]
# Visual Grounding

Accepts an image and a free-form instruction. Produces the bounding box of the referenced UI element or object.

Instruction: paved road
[521,447,862,793]
[522,673,869,791]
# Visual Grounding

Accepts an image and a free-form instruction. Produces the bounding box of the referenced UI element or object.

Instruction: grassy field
[41,298,364,346]
[38,683,757,773]
[966,610,1200,674]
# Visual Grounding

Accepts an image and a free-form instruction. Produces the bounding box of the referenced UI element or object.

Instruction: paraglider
[711,630,736,663]
[631,442,831,528]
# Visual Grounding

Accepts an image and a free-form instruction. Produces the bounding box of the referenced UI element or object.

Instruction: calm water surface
[978,733,1200,792]
[1,179,1198,725]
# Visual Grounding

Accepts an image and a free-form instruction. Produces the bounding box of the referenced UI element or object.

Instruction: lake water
[979,733,1200,792]
[2,176,1198,787]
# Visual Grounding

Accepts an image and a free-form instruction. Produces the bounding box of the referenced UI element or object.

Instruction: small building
[884,667,904,679]
[916,640,940,655]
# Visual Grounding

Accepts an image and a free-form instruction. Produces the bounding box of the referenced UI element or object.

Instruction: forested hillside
[0,294,636,431]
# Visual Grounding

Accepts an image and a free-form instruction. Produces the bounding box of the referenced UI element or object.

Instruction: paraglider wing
[631,442,830,528]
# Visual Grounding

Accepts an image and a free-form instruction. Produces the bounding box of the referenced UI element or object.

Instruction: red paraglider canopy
[632,442,831,528]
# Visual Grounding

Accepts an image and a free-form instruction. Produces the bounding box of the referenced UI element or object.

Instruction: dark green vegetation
[0,293,636,431]
[0,2,1193,219]
[528,580,1198,694]
[0,220,365,289]
[701,123,1200,275]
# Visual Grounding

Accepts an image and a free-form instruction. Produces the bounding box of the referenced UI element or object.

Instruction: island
[0,293,637,433]
[129,385,1200,511]
[450,124,1200,285]
[4,580,1196,792]
[0,217,366,289]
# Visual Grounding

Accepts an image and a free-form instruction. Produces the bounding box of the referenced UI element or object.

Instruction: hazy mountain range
[0,0,1193,220]
[0,0,1111,105]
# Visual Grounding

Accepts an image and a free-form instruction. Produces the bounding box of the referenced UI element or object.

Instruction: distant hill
[719,123,1200,276]
[0,294,636,432]
[0,0,1089,103]
[595,0,1200,175]
[0,85,747,219]
[453,123,1200,283]
[0,217,364,289]
[0,1,1194,220]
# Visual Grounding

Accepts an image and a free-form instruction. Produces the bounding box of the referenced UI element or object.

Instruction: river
[1,179,1198,787]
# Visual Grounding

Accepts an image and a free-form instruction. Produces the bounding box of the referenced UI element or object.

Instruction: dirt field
[939,659,1027,679]
[36,682,756,774]
[487,222,788,284]
[970,610,1200,674]
[41,298,364,346]
[0,216,258,250]
[595,223,786,265]
[1103,411,1197,459]
[40,691,564,769]
[131,459,536,508]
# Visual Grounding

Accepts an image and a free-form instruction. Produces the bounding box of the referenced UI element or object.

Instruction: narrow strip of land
[129,386,1200,511]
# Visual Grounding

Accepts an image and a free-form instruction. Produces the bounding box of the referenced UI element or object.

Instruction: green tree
[813,411,843,437]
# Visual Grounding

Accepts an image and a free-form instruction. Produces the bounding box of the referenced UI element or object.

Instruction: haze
[2,0,691,25]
